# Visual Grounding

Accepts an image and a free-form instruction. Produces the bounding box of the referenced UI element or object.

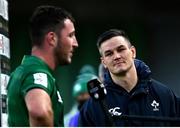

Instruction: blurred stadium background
[8,0,180,114]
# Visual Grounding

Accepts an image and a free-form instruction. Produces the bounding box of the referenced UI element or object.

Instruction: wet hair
[97,29,132,50]
[29,5,75,46]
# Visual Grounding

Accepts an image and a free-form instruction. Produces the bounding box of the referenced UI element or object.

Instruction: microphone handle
[99,99,115,126]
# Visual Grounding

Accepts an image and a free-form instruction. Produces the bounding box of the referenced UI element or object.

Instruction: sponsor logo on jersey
[109,107,122,116]
[33,73,48,88]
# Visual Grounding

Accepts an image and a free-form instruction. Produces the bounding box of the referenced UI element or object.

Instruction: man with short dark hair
[79,29,179,126]
[7,5,78,126]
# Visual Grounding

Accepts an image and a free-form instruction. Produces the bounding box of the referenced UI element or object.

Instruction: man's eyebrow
[104,45,125,52]
[116,45,126,49]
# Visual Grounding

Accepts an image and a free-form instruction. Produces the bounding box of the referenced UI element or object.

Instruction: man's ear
[46,32,57,47]
[130,46,136,59]
[101,57,107,69]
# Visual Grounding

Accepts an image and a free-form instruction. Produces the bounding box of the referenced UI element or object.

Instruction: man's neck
[31,46,56,70]
[110,65,138,92]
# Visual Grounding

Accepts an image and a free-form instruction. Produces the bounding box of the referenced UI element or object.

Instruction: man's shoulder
[11,61,53,84]
[151,79,171,91]
[150,79,175,97]
[12,63,45,76]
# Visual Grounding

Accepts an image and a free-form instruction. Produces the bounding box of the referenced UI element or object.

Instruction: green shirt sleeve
[21,72,53,97]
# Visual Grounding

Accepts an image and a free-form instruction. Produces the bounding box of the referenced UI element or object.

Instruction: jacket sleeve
[79,98,109,126]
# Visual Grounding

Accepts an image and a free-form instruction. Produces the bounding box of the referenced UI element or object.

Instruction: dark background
[8,0,180,114]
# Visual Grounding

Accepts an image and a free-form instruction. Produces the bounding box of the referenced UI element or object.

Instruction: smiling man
[7,5,78,126]
[79,29,179,126]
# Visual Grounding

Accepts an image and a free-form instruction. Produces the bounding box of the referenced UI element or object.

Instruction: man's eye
[105,52,112,57]
[69,32,75,37]
[117,48,126,52]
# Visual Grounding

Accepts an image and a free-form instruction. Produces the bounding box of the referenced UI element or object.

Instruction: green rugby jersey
[7,55,64,126]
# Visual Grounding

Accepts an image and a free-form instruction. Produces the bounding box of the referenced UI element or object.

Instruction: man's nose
[113,51,121,60]
[73,37,78,48]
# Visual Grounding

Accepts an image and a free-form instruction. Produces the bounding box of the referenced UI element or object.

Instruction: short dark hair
[97,29,132,49]
[29,5,75,46]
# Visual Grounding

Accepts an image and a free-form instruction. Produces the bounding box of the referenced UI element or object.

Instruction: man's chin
[116,66,132,75]
[114,68,127,75]
[58,59,71,66]
[65,58,72,65]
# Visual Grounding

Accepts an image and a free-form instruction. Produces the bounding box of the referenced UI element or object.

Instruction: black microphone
[87,79,115,126]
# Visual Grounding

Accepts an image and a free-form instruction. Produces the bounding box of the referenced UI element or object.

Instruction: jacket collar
[104,59,152,96]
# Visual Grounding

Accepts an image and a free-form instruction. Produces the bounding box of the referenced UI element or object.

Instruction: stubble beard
[54,40,70,66]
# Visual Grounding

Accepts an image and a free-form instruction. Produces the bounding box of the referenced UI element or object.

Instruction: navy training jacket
[79,59,180,126]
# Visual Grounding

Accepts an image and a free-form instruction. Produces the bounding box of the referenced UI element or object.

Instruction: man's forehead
[60,19,75,33]
[101,36,128,50]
